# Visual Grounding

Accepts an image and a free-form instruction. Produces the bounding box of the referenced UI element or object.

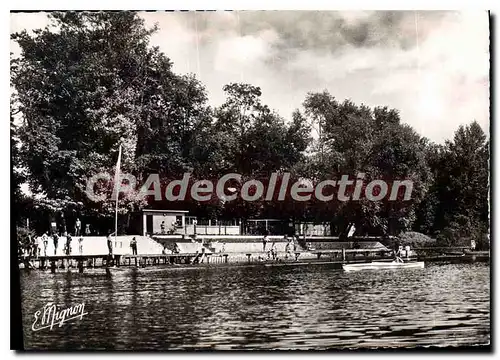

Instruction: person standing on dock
[75,218,81,236]
[78,236,84,254]
[31,235,39,258]
[107,232,115,255]
[130,237,138,255]
[65,233,72,255]
[269,241,277,260]
[42,232,49,256]
[262,234,269,252]
[36,235,43,257]
[160,221,166,234]
[52,233,59,255]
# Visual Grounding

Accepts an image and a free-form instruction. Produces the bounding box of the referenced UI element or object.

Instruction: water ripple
[21,262,490,350]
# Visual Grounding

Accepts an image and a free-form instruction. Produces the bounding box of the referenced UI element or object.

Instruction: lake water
[20,262,490,350]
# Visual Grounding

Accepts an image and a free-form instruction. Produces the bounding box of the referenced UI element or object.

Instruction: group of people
[28,232,138,257]
[392,241,410,262]
[23,224,141,258]
[159,219,182,235]
[262,234,302,261]
[105,233,138,256]
[23,232,85,257]
[49,217,92,238]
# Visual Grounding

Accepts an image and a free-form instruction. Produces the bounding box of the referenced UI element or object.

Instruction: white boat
[342,260,425,272]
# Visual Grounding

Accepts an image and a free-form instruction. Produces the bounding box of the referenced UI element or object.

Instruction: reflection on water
[20,262,490,350]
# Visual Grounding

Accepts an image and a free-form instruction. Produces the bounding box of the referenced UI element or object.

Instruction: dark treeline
[11,12,489,248]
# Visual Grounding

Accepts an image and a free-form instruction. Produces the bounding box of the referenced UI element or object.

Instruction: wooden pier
[19,252,234,273]
[18,247,489,273]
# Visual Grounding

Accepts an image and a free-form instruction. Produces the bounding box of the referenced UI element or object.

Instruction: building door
[146,215,154,235]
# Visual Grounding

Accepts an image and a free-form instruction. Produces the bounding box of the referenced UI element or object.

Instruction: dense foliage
[11,12,489,246]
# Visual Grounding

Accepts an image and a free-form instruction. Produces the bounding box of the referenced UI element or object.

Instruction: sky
[10,10,490,144]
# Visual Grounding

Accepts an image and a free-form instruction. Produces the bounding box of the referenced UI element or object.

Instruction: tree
[430,121,489,247]
[210,83,310,176]
[11,11,211,233]
[412,142,443,235]
[300,91,431,236]
[201,83,311,221]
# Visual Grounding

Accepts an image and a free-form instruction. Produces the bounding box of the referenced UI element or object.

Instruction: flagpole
[114,142,122,249]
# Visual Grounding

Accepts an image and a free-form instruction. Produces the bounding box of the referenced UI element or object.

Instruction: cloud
[10,11,490,144]
[141,10,488,143]
[10,12,52,34]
